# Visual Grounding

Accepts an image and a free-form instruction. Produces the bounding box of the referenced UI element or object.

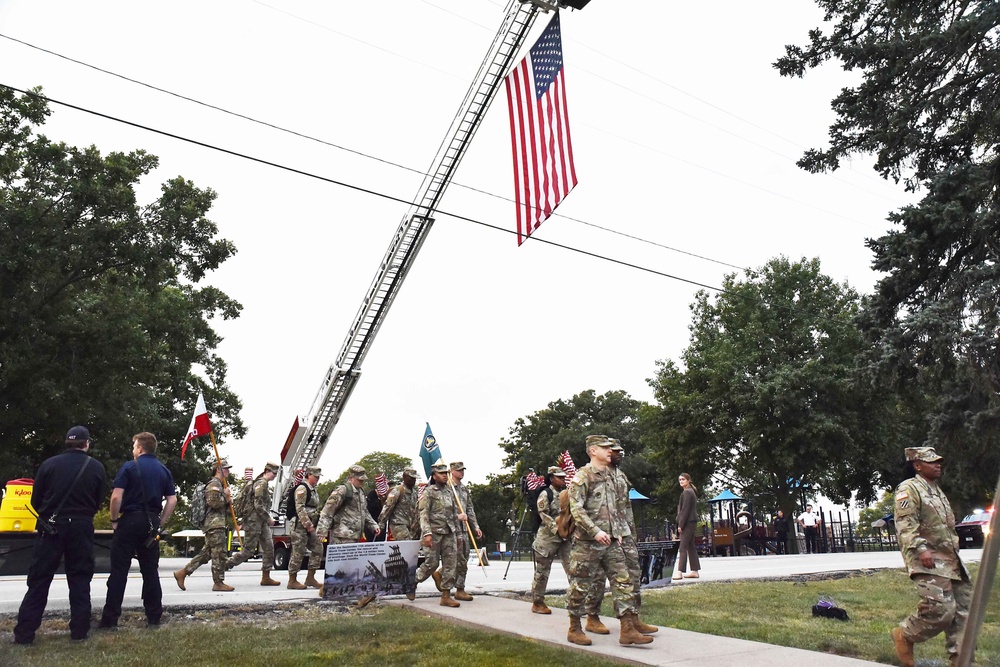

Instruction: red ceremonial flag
[505,12,577,246]
[559,450,577,482]
[375,473,389,498]
[180,391,213,460]
[244,467,254,482]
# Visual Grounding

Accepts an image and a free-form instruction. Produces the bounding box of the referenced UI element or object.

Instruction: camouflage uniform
[225,474,274,570]
[316,482,377,545]
[532,484,570,605]
[415,481,460,591]
[894,462,971,659]
[378,483,420,541]
[586,464,642,615]
[182,476,230,584]
[566,462,636,619]
[288,480,321,578]
[452,480,480,590]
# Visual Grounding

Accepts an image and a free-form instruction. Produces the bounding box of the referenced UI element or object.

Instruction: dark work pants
[15,519,95,643]
[804,526,819,554]
[101,513,162,626]
[775,533,787,554]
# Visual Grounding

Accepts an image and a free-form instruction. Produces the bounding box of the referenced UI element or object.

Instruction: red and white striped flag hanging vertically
[293,469,305,485]
[375,473,389,497]
[505,11,577,246]
[559,450,577,482]
[244,467,254,482]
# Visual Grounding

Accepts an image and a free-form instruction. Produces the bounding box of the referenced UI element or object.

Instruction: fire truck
[268,0,592,568]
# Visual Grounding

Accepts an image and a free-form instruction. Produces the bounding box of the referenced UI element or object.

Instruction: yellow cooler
[0,478,36,532]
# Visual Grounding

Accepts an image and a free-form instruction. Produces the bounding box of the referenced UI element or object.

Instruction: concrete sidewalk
[385,594,882,666]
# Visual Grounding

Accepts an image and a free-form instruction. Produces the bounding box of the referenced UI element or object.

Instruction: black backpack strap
[48,456,94,522]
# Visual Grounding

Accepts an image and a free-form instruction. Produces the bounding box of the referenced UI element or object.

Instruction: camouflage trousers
[899,573,972,657]
[288,519,321,577]
[416,532,458,591]
[566,538,636,619]
[585,535,642,615]
[455,533,471,589]
[225,519,274,571]
[183,527,228,584]
[532,540,570,604]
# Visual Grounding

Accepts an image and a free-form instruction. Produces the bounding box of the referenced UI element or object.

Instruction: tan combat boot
[287,572,306,590]
[261,571,280,586]
[567,615,592,646]
[173,569,187,591]
[454,589,473,601]
[633,614,659,634]
[439,591,461,608]
[890,627,914,667]
[619,612,654,645]
[212,582,235,592]
[531,602,552,615]
[304,569,321,589]
[431,570,443,592]
[585,614,610,635]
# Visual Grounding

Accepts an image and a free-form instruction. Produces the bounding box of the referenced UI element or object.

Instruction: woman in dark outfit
[673,473,701,579]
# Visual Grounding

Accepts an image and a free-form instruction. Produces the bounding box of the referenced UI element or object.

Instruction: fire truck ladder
[280,1,571,486]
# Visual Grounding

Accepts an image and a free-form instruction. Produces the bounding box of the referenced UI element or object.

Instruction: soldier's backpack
[233,478,256,520]
[188,481,208,528]
[285,482,307,520]
[556,489,575,539]
[527,485,554,531]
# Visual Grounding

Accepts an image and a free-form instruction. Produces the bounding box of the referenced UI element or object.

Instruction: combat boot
[567,615,592,646]
[287,573,306,590]
[173,569,187,591]
[619,612,654,645]
[454,589,473,601]
[304,569,321,588]
[439,591,461,608]
[890,627,914,667]
[531,602,551,615]
[431,570,443,592]
[585,614,610,635]
[634,614,659,635]
[212,582,235,592]
[261,571,280,586]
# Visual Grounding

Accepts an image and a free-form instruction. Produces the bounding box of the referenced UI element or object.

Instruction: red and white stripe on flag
[559,450,577,482]
[525,471,545,491]
[375,473,389,497]
[417,483,428,501]
[505,12,577,246]
[244,467,254,482]
[293,469,305,485]
[180,390,213,460]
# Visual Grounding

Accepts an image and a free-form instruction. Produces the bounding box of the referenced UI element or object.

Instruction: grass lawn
[568,565,1000,665]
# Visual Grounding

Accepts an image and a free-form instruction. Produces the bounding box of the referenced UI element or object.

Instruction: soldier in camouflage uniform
[174,459,235,592]
[583,439,658,636]
[316,465,380,543]
[531,466,569,615]
[565,435,651,647]
[414,463,465,607]
[287,467,322,590]
[891,447,973,667]
[224,461,280,586]
[378,467,420,541]
[449,461,482,601]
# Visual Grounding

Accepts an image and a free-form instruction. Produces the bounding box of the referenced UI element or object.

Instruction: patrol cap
[431,463,449,474]
[449,461,466,471]
[348,464,367,480]
[215,458,232,470]
[264,461,281,474]
[66,425,90,442]
[547,466,566,477]
[905,447,943,463]
[402,467,418,478]
[306,466,322,477]
[609,438,624,452]
[585,434,612,448]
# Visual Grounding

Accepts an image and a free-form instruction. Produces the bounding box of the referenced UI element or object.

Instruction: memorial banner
[322,540,421,601]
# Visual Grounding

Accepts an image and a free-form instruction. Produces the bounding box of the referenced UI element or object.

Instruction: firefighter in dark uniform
[14,426,107,645]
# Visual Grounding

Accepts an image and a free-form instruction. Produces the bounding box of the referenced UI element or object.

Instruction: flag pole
[448,473,487,576]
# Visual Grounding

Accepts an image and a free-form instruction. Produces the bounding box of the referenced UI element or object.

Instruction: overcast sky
[1,0,914,490]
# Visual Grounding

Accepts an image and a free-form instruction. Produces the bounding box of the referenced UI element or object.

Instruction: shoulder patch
[896,491,909,501]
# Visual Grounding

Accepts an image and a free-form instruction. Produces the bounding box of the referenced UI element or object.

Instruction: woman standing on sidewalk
[673,473,701,580]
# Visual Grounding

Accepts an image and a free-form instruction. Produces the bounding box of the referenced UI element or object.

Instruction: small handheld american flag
[292,469,304,485]
[375,473,389,497]
[525,471,546,491]
[417,483,428,501]
[244,467,254,482]
[559,451,577,481]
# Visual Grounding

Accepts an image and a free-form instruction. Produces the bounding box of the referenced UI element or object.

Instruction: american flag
[525,471,546,491]
[244,467,254,482]
[504,12,577,246]
[375,473,389,497]
[417,483,428,501]
[559,450,577,482]
[292,469,304,485]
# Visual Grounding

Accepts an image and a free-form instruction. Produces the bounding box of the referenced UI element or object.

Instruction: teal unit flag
[419,422,443,479]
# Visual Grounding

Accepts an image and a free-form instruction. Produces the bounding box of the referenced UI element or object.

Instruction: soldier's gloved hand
[919,550,935,568]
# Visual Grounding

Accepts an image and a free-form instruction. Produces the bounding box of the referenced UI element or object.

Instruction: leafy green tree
[466,474,518,549]
[856,491,896,539]
[317,451,416,499]
[645,257,894,523]
[0,88,244,493]
[777,3,1000,511]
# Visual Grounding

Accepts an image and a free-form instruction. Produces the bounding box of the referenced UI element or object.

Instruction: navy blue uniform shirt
[31,448,106,519]
[113,454,176,514]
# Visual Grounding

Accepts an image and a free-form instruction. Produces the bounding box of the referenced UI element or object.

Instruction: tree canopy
[777,3,1000,509]
[644,257,894,513]
[317,451,416,498]
[0,87,244,492]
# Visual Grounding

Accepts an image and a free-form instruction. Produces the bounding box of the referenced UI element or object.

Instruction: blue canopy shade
[628,489,650,501]
[709,489,742,503]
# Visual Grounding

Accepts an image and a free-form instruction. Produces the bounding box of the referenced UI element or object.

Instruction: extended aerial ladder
[271,0,592,517]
